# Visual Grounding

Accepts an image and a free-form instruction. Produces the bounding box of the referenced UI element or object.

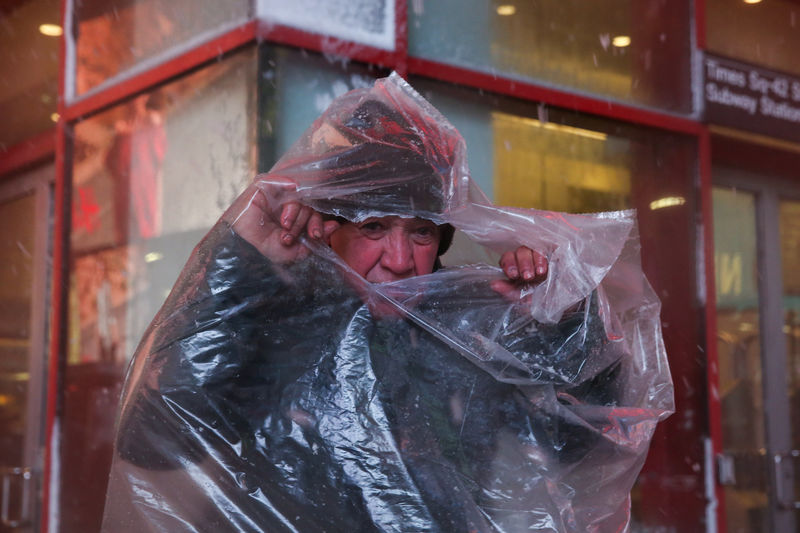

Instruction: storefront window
[62,47,257,533]
[70,0,251,97]
[415,77,703,529]
[707,0,800,77]
[0,0,60,149]
[409,0,693,114]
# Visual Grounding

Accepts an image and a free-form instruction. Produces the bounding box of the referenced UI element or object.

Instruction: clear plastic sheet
[102,73,674,532]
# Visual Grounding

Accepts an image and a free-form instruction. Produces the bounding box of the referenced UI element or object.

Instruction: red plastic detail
[407,57,704,135]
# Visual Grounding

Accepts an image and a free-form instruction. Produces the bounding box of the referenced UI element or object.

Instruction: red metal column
[41,0,70,529]
[696,0,726,530]
[407,57,703,136]
[700,128,727,533]
[393,0,408,77]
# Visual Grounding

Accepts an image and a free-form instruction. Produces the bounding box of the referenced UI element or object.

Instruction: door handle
[773,451,799,511]
[1,467,33,528]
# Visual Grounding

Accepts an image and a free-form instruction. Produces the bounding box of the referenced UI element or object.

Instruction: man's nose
[380,231,415,276]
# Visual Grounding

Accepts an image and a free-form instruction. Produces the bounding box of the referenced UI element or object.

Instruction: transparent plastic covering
[102,73,674,532]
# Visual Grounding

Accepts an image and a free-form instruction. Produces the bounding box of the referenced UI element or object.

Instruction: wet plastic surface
[101,74,673,532]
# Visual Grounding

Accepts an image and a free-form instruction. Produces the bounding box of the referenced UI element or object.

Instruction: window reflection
[0,0,60,149]
[707,0,800,77]
[409,0,693,113]
[258,0,394,50]
[492,112,630,212]
[73,0,250,96]
[70,48,257,366]
[62,48,257,533]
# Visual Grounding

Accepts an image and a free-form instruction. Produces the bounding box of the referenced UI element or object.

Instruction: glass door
[713,168,800,533]
[0,165,52,533]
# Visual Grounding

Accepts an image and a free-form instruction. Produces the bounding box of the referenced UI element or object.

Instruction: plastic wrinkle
[102,73,674,533]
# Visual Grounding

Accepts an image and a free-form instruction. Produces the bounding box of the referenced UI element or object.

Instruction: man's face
[330,216,441,283]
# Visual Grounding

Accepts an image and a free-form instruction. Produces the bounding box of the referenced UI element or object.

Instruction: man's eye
[360,222,385,234]
[413,226,438,242]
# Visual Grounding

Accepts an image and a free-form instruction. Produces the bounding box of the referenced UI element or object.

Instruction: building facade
[1,0,799,531]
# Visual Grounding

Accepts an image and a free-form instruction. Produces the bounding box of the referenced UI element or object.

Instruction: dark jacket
[101,223,623,533]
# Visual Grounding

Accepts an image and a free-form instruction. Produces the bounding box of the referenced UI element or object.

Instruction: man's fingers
[283,205,313,244]
[490,279,525,302]
[499,251,519,279]
[534,250,548,279]
[499,246,549,283]
[280,202,301,230]
[307,211,324,240]
[515,247,536,281]
[322,220,341,243]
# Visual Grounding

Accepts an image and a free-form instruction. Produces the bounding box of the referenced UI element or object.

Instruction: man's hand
[491,246,548,300]
[224,178,340,264]
[499,246,548,283]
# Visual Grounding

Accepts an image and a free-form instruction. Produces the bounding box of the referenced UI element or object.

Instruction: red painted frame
[700,127,726,533]
[0,130,56,178]
[695,0,727,531]
[393,0,408,77]
[407,57,703,136]
[60,8,704,139]
[695,0,707,50]
[37,1,715,532]
[40,0,70,528]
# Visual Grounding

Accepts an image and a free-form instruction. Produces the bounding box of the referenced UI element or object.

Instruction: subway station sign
[703,53,800,143]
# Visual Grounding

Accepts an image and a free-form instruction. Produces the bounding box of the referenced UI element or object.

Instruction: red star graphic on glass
[73,187,101,234]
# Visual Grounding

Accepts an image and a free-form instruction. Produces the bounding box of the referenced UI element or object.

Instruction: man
[101,74,672,532]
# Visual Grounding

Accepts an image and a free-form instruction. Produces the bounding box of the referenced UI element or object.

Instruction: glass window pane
[258,0,394,50]
[264,47,382,162]
[713,185,769,533]
[63,47,257,533]
[72,0,251,97]
[0,192,37,469]
[0,0,60,149]
[491,112,630,212]
[409,0,693,114]
[707,0,800,77]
